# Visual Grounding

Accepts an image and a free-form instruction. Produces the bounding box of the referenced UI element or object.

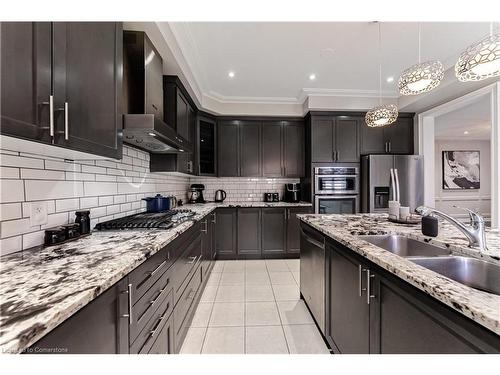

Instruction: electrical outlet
[30,202,48,226]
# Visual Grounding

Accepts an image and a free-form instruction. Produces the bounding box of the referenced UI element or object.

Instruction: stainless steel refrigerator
[361,155,424,213]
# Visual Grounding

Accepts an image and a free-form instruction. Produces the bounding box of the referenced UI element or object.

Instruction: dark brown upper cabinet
[283,120,305,176]
[218,120,240,177]
[239,120,262,177]
[360,114,414,155]
[262,121,283,177]
[1,22,123,159]
[218,118,304,178]
[0,22,52,143]
[311,115,359,163]
[197,114,217,176]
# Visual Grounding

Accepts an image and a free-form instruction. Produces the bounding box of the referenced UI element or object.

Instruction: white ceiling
[166,22,496,102]
[435,96,491,140]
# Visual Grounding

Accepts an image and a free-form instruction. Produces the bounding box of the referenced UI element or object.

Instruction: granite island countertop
[298,213,500,335]
[0,201,311,353]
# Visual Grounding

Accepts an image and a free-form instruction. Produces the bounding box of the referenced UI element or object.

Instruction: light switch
[30,202,48,226]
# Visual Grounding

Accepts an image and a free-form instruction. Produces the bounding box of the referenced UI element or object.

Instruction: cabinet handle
[64,102,69,140]
[49,95,54,137]
[201,219,208,233]
[332,150,336,162]
[121,283,133,325]
[149,314,165,337]
[358,265,367,297]
[149,288,165,306]
[388,142,391,153]
[187,255,198,264]
[212,213,216,224]
[366,270,376,304]
[150,260,167,277]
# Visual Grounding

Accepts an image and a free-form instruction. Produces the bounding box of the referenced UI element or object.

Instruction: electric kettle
[215,189,227,202]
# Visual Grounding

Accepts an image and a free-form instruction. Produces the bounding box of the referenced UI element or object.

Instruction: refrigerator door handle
[394,168,401,203]
[389,168,396,201]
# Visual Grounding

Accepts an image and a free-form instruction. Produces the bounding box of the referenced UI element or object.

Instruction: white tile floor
[180,259,330,354]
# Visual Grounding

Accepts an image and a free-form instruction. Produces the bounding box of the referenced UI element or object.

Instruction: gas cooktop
[94,209,196,230]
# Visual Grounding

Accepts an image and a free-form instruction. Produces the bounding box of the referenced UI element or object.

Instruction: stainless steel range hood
[123,114,190,153]
[122,30,192,154]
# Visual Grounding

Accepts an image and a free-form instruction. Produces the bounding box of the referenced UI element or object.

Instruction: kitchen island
[298,213,500,353]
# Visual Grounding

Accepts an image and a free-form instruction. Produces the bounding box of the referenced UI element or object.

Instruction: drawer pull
[150,260,167,277]
[150,289,165,305]
[186,255,198,264]
[150,315,165,337]
[120,283,133,325]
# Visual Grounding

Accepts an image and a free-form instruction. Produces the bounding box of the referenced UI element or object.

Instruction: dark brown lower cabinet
[286,207,312,254]
[148,314,174,354]
[262,208,286,256]
[238,208,262,255]
[324,237,500,354]
[215,208,237,256]
[29,278,129,354]
[327,245,369,354]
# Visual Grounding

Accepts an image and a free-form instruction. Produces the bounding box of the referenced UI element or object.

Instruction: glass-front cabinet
[198,116,217,176]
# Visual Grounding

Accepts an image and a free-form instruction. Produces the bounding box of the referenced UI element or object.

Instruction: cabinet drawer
[174,265,202,352]
[130,288,174,354]
[172,230,202,303]
[129,248,170,304]
[148,314,174,354]
[130,270,173,343]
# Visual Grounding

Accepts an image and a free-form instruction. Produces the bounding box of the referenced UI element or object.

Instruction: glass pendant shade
[365,104,399,128]
[398,60,444,95]
[455,33,500,81]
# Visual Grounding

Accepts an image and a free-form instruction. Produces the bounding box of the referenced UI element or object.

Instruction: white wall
[434,140,491,220]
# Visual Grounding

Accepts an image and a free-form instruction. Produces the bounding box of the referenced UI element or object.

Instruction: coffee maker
[188,184,206,204]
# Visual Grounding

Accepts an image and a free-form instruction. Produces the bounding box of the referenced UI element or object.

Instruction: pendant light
[366,23,398,128]
[398,23,444,95]
[455,22,500,81]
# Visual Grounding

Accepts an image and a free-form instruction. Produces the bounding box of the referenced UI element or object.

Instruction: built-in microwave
[314,167,359,195]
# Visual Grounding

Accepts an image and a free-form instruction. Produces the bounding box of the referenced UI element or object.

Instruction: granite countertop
[0,201,311,353]
[298,213,500,335]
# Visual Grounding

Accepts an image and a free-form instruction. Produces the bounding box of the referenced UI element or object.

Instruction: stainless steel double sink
[358,235,500,296]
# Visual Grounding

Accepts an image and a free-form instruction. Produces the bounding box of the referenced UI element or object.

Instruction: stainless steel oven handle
[49,95,54,137]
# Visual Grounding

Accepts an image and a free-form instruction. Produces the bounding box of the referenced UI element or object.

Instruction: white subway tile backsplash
[84,181,117,196]
[21,169,66,180]
[25,180,83,201]
[66,172,95,181]
[1,218,37,238]
[1,180,25,203]
[55,198,80,213]
[120,203,132,212]
[0,203,22,221]
[95,174,117,182]
[41,212,69,230]
[22,230,45,250]
[98,196,114,206]
[80,197,99,209]
[114,195,126,204]
[107,204,120,215]
[90,207,107,219]
[45,160,81,172]
[96,160,117,169]
[0,154,44,169]
[126,194,136,202]
[81,165,107,174]
[1,167,20,179]
[0,236,22,256]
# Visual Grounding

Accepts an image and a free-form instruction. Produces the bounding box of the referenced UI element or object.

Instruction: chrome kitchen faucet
[415,206,488,252]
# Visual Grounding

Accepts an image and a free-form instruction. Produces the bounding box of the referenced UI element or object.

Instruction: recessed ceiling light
[386,76,394,83]
[309,74,316,81]
[464,131,469,135]
[228,71,235,78]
